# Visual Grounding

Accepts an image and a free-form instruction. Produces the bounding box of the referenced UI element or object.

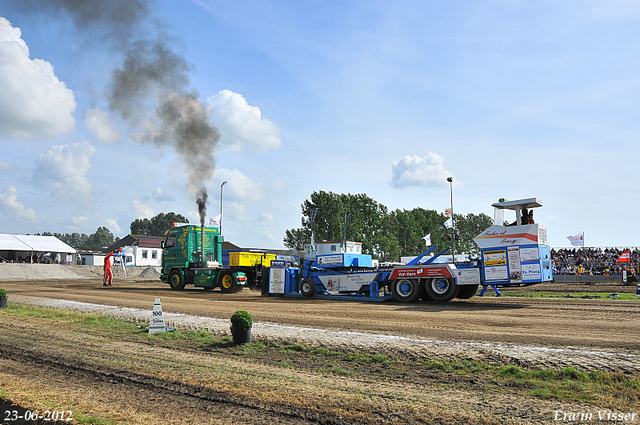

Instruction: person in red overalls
[103,250,115,287]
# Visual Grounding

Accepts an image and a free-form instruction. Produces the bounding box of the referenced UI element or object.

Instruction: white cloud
[0,160,12,172]
[389,153,461,188]
[223,201,247,222]
[85,108,119,142]
[259,213,274,225]
[132,200,154,219]
[106,218,122,234]
[215,168,267,202]
[207,90,281,152]
[153,187,175,202]
[0,18,76,140]
[70,216,90,226]
[0,186,37,222]
[33,142,96,204]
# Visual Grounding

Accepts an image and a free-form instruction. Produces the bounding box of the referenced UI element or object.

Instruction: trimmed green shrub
[230,310,252,330]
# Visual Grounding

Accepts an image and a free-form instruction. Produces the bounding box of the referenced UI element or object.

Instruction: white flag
[209,215,221,227]
[444,218,453,229]
[422,234,431,246]
[567,232,584,247]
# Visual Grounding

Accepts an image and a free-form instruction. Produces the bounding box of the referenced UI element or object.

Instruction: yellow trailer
[229,252,276,268]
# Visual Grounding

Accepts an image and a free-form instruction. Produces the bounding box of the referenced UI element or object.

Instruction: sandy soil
[1,276,639,424]
[3,278,640,371]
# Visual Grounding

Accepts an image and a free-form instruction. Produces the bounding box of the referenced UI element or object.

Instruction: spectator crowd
[552,247,640,275]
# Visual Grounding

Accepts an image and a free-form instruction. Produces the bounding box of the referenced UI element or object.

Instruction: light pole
[447,177,455,264]
[220,181,227,234]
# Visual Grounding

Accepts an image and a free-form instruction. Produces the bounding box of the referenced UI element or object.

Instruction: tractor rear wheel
[456,284,479,299]
[168,270,186,291]
[425,277,458,302]
[391,279,423,303]
[220,272,240,293]
[300,278,316,297]
[421,280,434,301]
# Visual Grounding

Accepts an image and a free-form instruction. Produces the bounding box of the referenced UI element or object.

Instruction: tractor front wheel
[168,270,185,291]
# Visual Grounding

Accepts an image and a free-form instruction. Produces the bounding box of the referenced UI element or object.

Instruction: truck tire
[220,272,241,293]
[300,278,316,297]
[168,270,186,291]
[425,277,458,302]
[456,284,479,299]
[391,279,423,303]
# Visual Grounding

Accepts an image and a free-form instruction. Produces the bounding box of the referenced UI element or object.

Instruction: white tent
[0,234,76,263]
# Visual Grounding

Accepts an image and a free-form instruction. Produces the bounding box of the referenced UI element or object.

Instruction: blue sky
[1,0,639,251]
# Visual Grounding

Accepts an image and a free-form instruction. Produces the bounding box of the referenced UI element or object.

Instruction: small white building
[104,235,163,267]
[77,250,107,266]
[305,241,363,258]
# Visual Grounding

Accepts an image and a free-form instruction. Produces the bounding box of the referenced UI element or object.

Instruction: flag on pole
[567,232,584,247]
[617,250,631,263]
[209,214,221,227]
[422,234,431,246]
[444,218,453,229]
[444,208,452,217]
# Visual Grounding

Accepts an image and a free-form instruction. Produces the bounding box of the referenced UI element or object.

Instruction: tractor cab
[491,197,542,227]
[473,197,552,286]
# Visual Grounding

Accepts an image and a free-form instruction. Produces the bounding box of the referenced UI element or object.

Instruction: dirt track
[1,278,640,424]
[3,279,640,349]
[3,279,640,368]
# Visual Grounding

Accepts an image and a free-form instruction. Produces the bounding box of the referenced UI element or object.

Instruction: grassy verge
[1,303,639,424]
[2,303,639,407]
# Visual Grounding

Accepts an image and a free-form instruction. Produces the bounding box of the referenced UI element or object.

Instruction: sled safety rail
[406,245,450,266]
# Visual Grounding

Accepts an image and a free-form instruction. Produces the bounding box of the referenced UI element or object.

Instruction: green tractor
[160,224,246,292]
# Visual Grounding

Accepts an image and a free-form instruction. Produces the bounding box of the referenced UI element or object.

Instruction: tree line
[284,191,492,262]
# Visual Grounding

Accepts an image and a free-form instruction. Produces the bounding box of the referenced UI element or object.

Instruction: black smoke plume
[8,0,219,215]
[196,188,208,227]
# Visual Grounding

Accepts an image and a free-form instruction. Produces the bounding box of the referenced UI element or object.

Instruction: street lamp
[220,181,227,234]
[447,177,455,265]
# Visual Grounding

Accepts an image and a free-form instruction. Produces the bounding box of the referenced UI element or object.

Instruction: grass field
[1,303,639,424]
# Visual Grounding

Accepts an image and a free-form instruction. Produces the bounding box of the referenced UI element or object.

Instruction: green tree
[130,212,188,237]
[452,212,493,256]
[86,226,116,250]
[286,191,391,258]
[389,208,450,259]
[285,191,494,262]
[130,218,152,235]
[54,232,88,249]
[52,227,118,251]
[283,228,309,252]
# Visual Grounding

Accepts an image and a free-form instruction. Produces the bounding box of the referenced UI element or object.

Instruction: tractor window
[165,235,176,248]
[494,207,504,226]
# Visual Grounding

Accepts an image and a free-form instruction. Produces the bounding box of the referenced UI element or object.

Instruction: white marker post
[149,298,166,334]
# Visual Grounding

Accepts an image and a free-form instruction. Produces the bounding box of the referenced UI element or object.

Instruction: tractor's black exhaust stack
[201,224,206,268]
